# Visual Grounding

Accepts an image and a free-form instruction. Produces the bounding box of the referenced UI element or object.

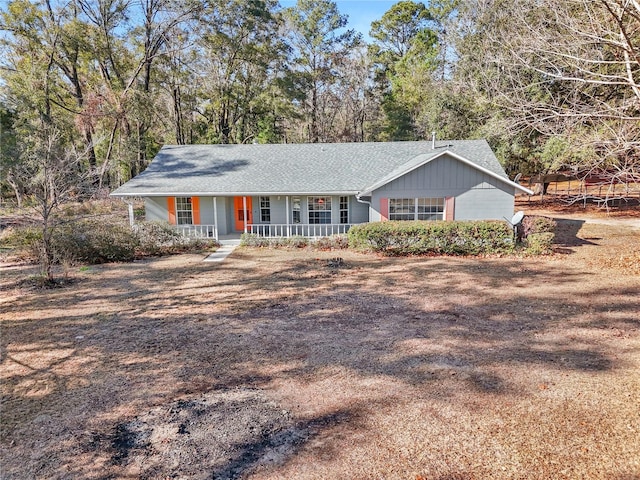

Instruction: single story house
[110,140,533,239]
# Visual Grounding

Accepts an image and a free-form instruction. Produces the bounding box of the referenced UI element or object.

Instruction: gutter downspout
[355,193,372,222]
[355,193,371,206]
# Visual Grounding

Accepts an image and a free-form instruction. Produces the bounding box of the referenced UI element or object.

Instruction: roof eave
[110,190,361,197]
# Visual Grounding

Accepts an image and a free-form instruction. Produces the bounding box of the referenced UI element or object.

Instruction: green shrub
[134,221,218,256]
[522,215,556,237]
[53,220,139,263]
[240,234,313,249]
[135,221,187,255]
[520,215,556,254]
[286,236,309,248]
[348,220,514,256]
[0,226,42,262]
[240,234,349,250]
[4,219,218,266]
[240,233,272,247]
[313,234,349,250]
[525,232,555,255]
[0,225,41,247]
[2,220,139,265]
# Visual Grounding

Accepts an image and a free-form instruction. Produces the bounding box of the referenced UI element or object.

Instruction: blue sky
[0,0,402,41]
[279,1,402,40]
[0,0,404,43]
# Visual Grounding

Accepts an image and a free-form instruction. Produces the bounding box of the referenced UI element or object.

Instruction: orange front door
[233,196,252,231]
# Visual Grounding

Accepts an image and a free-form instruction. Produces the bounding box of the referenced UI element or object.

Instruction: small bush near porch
[2,219,218,269]
[240,233,349,250]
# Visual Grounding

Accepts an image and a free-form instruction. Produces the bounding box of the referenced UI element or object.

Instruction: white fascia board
[360,150,534,196]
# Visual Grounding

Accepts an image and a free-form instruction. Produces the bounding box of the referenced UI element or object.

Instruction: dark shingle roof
[111,140,527,196]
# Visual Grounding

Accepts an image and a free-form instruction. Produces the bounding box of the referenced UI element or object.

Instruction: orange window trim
[167,197,176,225]
[445,196,455,221]
[192,197,201,225]
[380,197,389,221]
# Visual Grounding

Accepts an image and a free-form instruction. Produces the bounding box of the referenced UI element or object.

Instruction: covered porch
[138,194,368,241]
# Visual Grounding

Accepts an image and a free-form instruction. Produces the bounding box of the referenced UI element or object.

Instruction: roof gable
[359,148,532,196]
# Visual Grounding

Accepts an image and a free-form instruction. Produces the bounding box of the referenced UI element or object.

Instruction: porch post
[243,196,248,233]
[213,197,219,240]
[127,201,135,227]
[286,196,290,237]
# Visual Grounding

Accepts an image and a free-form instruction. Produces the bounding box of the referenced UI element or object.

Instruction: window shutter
[192,197,201,225]
[445,196,455,221]
[380,198,389,221]
[167,197,176,225]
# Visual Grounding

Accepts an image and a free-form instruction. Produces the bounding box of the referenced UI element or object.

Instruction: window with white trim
[308,196,332,224]
[260,196,271,222]
[339,196,349,224]
[417,198,445,220]
[176,197,193,225]
[389,198,444,221]
[292,196,301,224]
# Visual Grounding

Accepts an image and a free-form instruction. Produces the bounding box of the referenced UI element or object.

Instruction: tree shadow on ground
[552,218,597,249]
[1,250,639,478]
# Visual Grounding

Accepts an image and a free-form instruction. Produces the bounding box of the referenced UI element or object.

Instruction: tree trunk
[219,102,230,144]
[173,86,184,144]
[310,84,319,143]
[82,127,98,174]
[136,122,147,176]
[6,171,24,208]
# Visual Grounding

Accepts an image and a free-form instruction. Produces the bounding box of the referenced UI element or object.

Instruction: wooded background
[1,0,639,204]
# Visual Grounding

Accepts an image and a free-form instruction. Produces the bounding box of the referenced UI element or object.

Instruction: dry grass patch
[1,221,640,479]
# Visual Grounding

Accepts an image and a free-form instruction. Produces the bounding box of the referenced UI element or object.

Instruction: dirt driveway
[1,217,639,479]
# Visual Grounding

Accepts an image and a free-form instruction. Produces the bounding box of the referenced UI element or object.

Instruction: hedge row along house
[110,140,533,240]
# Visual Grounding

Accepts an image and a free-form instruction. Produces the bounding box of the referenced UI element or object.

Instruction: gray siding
[350,197,369,224]
[370,155,515,221]
[269,196,288,224]
[198,197,214,225]
[215,197,229,235]
[455,188,514,220]
[145,197,169,222]
[224,197,235,234]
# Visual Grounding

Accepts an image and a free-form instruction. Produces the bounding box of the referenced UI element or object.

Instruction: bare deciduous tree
[16,126,93,282]
[460,0,639,168]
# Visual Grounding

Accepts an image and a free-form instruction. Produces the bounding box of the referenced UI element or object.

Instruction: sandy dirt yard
[1,206,639,479]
